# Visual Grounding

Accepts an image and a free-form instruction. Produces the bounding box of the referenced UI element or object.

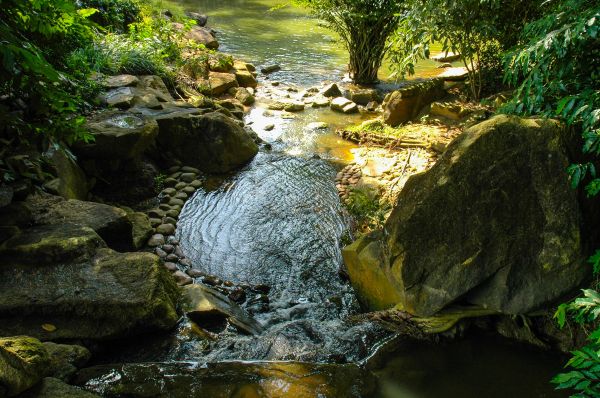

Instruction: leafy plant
[294,0,405,83]
[77,0,142,31]
[345,186,390,234]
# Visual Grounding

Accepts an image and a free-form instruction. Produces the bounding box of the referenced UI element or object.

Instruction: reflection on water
[375,336,568,398]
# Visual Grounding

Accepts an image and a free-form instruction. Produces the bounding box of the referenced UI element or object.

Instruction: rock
[267,102,284,111]
[186,269,205,278]
[43,343,90,381]
[155,248,167,258]
[182,284,264,335]
[264,124,275,131]
[164,262,178,272]
[165,253,179,262]
[0,226,19,245]
[127,212,153,249]
[156,223,176,236]
[168,198,184,207]
[229,87,255,106]
[283,101,305,112]
[208,54,233,73]
[179,173,197,183]
[178,24,218,49]
[162,217,177,226]
[102,87,135,108]
[103,74,139,88]
[75,111,158,160]
[321,83,342,98]
[346,88,378,105]
[344,116,589,316]
[366,101,378,112]
[306,122,328,130]
[17,377,100,398]
[154,111,258,173]
[0,246,180,340]
[382,79,446,126]
[165,209,180,219]
[147,234,165,247]
[185,11,207,26]
[234,70,258,88]
[43,147,88,200]
[172,271,193,286]
[74,361,377,398]
[261,64,281,74]
[431,51,461,62]
[208,72,238,96]
[28,197,134,252]
[0,203,33,227]
[0,336,50,396]
[438,67,469,81]
[312,96,330,107]
[330,97,358,114]
[430,101,471,120]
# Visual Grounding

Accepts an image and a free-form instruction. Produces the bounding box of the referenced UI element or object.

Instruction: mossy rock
[17,377,100,398]
[0,336,50,396]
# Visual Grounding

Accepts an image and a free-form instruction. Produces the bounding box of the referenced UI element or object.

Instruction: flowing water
[131,0,568,396]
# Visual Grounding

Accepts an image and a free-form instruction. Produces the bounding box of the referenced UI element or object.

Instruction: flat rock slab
[0,244,180,340]
[74,361,378,398]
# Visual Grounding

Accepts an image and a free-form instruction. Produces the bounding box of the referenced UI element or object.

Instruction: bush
[77,0,142,31]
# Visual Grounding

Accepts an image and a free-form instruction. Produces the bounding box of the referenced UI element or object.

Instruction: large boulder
[0,336,50,396]
[208,72,238,95]
[182,25,219,49]
[75,112,158,160]
[42,342,90,382]
[344,116,588,316]
[0,224,180,340]
[155,111,258,173]
[26,195,133,252]
[74,361,377,398]
[42,147,88,200]
[382,79,446,126]
[18,377,100,398]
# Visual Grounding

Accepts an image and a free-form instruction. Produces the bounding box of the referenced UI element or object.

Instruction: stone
[0,247,180,340]
[18,377,101,398]
[430,101,471,120]
[43,342,90,381]
[185,11,207,26]
[346,88,378,105]
[102,87,135,108]
[177,24,218,49]
[312,96,330,107]
[165,209,180,219]
[75,111,158,160]
[127,212,153,249]
[156,223,176,236]
[43,147,88,200]
[155,248,167,258]
[161,187,177,196]
[162,177,178,187]
[261,64,281,74]
[104,74,139,89]
[147,234,165,247]
[330,97,358,114]
[147,209,165,219]
[174,182,187,190]
[182,284,264,335]
[208,72,238,96]
[182,185,197,193]
[154,111,258,173]
[235,70,258,88]
[382,79,446,126]
[0,203,33,227]
[172,271,193,286]
[438,67,469,81]
[180,166,200,174]
[162,217,177,226]
[229,87,255,106]
[179,173,197,183]
[321,83,342,98]
[165,253,179,262]
[431,51,461,62]
[0,336,50,396]
[74,362,377,398]
[283,101,305,112]
[344,116,589,316]
[164,262,178,272]
[306,122,328,130]
[28,197,134,252]
[186,269,205,278]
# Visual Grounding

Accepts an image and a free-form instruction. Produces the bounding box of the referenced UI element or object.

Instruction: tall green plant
[295,0,404,84]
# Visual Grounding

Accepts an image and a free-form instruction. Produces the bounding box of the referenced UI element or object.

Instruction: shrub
[77,0,142,31]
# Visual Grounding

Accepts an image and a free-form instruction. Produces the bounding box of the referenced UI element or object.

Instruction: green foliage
[0,0,97,144]
[389,0,542,99]
[295,0,404,83]
[78,0,141,31]
[345,186,389,234]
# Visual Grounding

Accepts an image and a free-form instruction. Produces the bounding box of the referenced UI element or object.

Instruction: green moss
[0,336,50,396]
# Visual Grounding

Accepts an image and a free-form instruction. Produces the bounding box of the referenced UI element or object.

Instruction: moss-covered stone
[346,115,588,316]
[0,336,49,396]
[0,248,180,340]
[382,78,446,126]
[43,343,90,381]
[127,212,153,249]
[17,377,100,398]
[44,147,88,200]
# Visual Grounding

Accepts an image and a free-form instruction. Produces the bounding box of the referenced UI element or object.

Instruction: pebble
[149,218,161,227]
[173,271,193,286]
[166,253,179,262]
[163,178,178,187]
[186,268,205,278]
[174,245,184,257]
[180,173,197,183]
[164,262,178,271]
[179,258,192,267]
[180,166,200,174]
[170,205,183,212]
[161,188,177,196]
[156,223,176,235]
[167,166,181,174]
[252,284,271,294]
[224,280,234,287]
[158,204,171,211]
[264,124,275,131]
[147,234,165,247]
[155,248,168,258]
[202,275,222,286]
[169,172,182,179]
[163,216,177,225]
[175,192,188,200]
[190,180,203,189]
[228,288,246,303]
[182,186,196,194]
[162,244,174,253]
[168,198,184,207]
[166,209,180,219]
[174,182,187,190]
[148,209,165,219]
[168,237,179,245]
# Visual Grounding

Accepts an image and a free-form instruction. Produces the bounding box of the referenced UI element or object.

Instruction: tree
[296,0,404,84]
[389,0,542,100]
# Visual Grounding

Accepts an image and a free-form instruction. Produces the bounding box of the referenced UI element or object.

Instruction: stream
[94,1,569,396]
